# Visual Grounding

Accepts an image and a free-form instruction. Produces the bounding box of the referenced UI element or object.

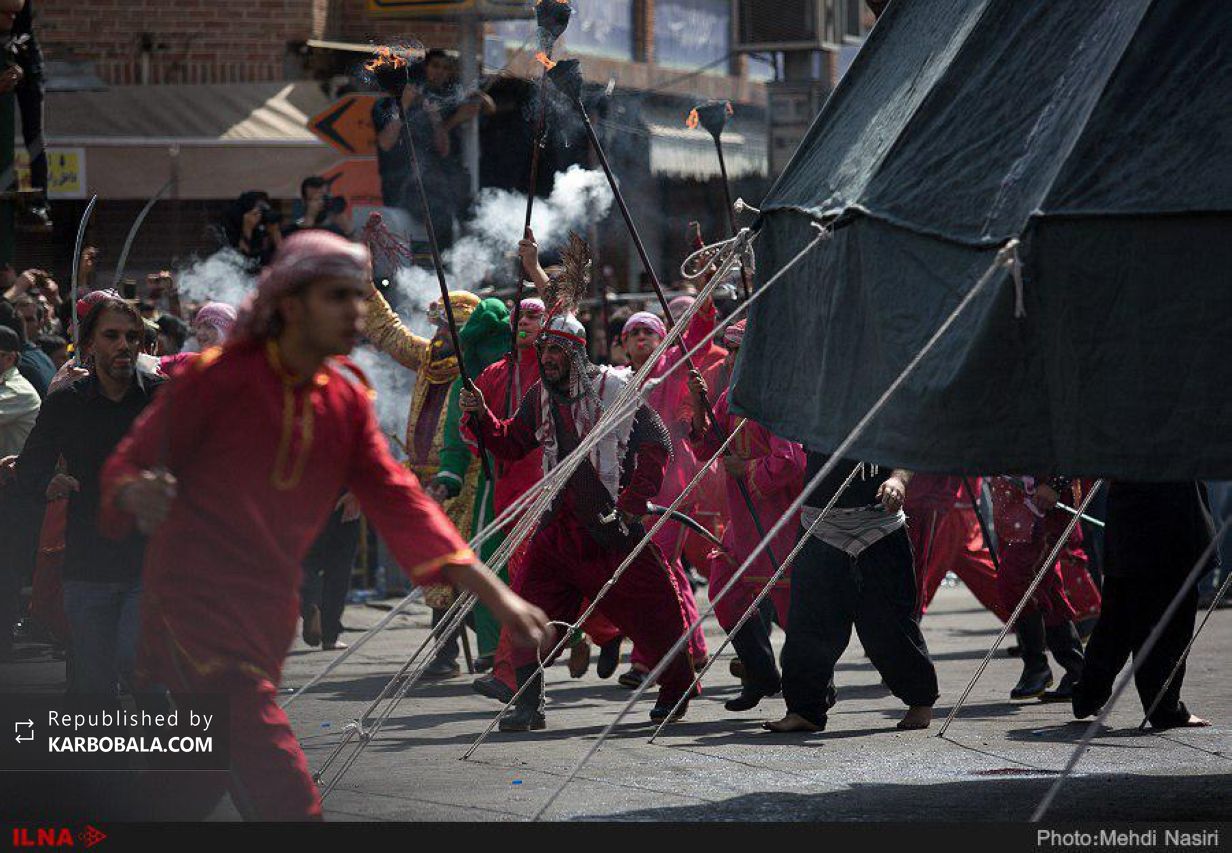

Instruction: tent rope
[529,236,1023,821]
[1031,516,1232,822]
[936,479,1105,737]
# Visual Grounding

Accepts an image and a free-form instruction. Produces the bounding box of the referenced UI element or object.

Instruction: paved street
[285,583,1232,822]
[5,582,1229,821]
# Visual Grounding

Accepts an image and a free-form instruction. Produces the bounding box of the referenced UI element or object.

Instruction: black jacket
[15,369,164,582]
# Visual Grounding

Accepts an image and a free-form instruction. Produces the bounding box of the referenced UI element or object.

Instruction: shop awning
[41,82,341,199]
[634,103,768,181]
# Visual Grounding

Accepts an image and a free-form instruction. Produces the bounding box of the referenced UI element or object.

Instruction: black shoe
[1040,672,1077,703]
[650,699,688,724]
[618,666,647,689]
[499,704,547,732]
[724,682,780,713]
[473,654,494,673]
[423,658,462,679]
[472,674,515,704]
[1010,664,1053,700]
[596,637,622,679]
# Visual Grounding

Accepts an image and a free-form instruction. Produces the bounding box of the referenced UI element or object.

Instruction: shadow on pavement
[584,773,1232,821]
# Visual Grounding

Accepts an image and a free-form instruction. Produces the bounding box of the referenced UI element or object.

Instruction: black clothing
[781,527,938,727]
[6,0,45,194]
[15,370,164,582]
[802,453,884,508]
[299,508,360,646]
[1103,481,1217,579]
[372,95,460,247]
[1074,481,1214,725]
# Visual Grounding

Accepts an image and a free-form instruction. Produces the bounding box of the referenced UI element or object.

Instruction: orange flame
[686,108,699,130]
[365,45,408,73]
[535,51,557,71]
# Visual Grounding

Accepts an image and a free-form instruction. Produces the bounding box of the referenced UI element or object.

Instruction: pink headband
[622,311,666,339]
[194,302,238,336]
[520,297,545,316]
[234,230,369,341]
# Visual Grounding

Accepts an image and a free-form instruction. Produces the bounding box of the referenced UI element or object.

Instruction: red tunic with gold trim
[101,340,473,689]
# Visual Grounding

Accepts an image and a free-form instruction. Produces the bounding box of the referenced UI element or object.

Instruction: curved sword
[114,177,175,288]
[70,194,100,355]
[645,503,725,551]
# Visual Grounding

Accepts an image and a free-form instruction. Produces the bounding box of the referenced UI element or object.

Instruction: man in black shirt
[765,453,938,733]
[14,296,164,695]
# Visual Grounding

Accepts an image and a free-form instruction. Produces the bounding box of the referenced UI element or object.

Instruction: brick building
[25,0,771,290]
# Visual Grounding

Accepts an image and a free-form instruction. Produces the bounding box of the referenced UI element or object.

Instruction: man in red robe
[989,476,1093,702]
[100,230,547,821]
[906,475,1010,622]
[460,301,700,730]
[686,320,806,712]
[467,296,621,701]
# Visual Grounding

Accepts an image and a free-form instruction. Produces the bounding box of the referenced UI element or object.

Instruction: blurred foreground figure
[101,231,547,820]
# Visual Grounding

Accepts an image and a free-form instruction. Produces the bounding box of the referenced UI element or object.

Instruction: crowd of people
[1,178,1229,822]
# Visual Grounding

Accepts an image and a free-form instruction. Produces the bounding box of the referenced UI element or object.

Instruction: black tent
[732,0,1232,479]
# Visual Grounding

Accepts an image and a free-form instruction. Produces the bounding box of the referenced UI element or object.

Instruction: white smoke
[174,247,257,309]
[386,164,614,305]
[350,344,414,456]
[369,166,613,447]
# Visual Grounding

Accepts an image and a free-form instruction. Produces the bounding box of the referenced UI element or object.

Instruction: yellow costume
[363,287,481,607]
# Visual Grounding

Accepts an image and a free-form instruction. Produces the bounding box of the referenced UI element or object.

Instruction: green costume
[431,298,511,657]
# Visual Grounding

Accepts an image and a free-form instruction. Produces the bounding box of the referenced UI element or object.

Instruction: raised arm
[362,286,430,370]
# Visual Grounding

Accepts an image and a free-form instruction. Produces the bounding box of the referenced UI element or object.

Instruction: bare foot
[763,713,824,733]
[1152,712,1211,731]
[897,705,932,730]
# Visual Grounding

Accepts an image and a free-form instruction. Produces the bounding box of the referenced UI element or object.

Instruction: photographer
[222,190,283,268]
[1,0,50,229]
[285,176,352,239]
[372,52,477,248]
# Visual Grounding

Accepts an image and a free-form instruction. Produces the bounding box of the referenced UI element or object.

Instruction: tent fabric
[732,0,1232,480]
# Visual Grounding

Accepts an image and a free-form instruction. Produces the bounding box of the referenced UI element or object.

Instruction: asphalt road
[285,583,1232,822]
[4,582,1229,822]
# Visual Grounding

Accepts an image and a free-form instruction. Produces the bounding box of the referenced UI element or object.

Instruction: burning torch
[544,57,784,573]
[367,45,494,483]
[687,100,752,299]
[509,0,574,370]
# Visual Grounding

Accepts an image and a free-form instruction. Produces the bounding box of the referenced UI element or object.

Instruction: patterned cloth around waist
[800,504,907,557]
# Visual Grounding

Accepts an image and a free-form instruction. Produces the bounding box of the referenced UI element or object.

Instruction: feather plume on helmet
[539,231,592,353]
[543,232,591,316]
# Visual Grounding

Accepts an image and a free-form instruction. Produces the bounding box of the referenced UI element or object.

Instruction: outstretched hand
[119,469,179,535]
